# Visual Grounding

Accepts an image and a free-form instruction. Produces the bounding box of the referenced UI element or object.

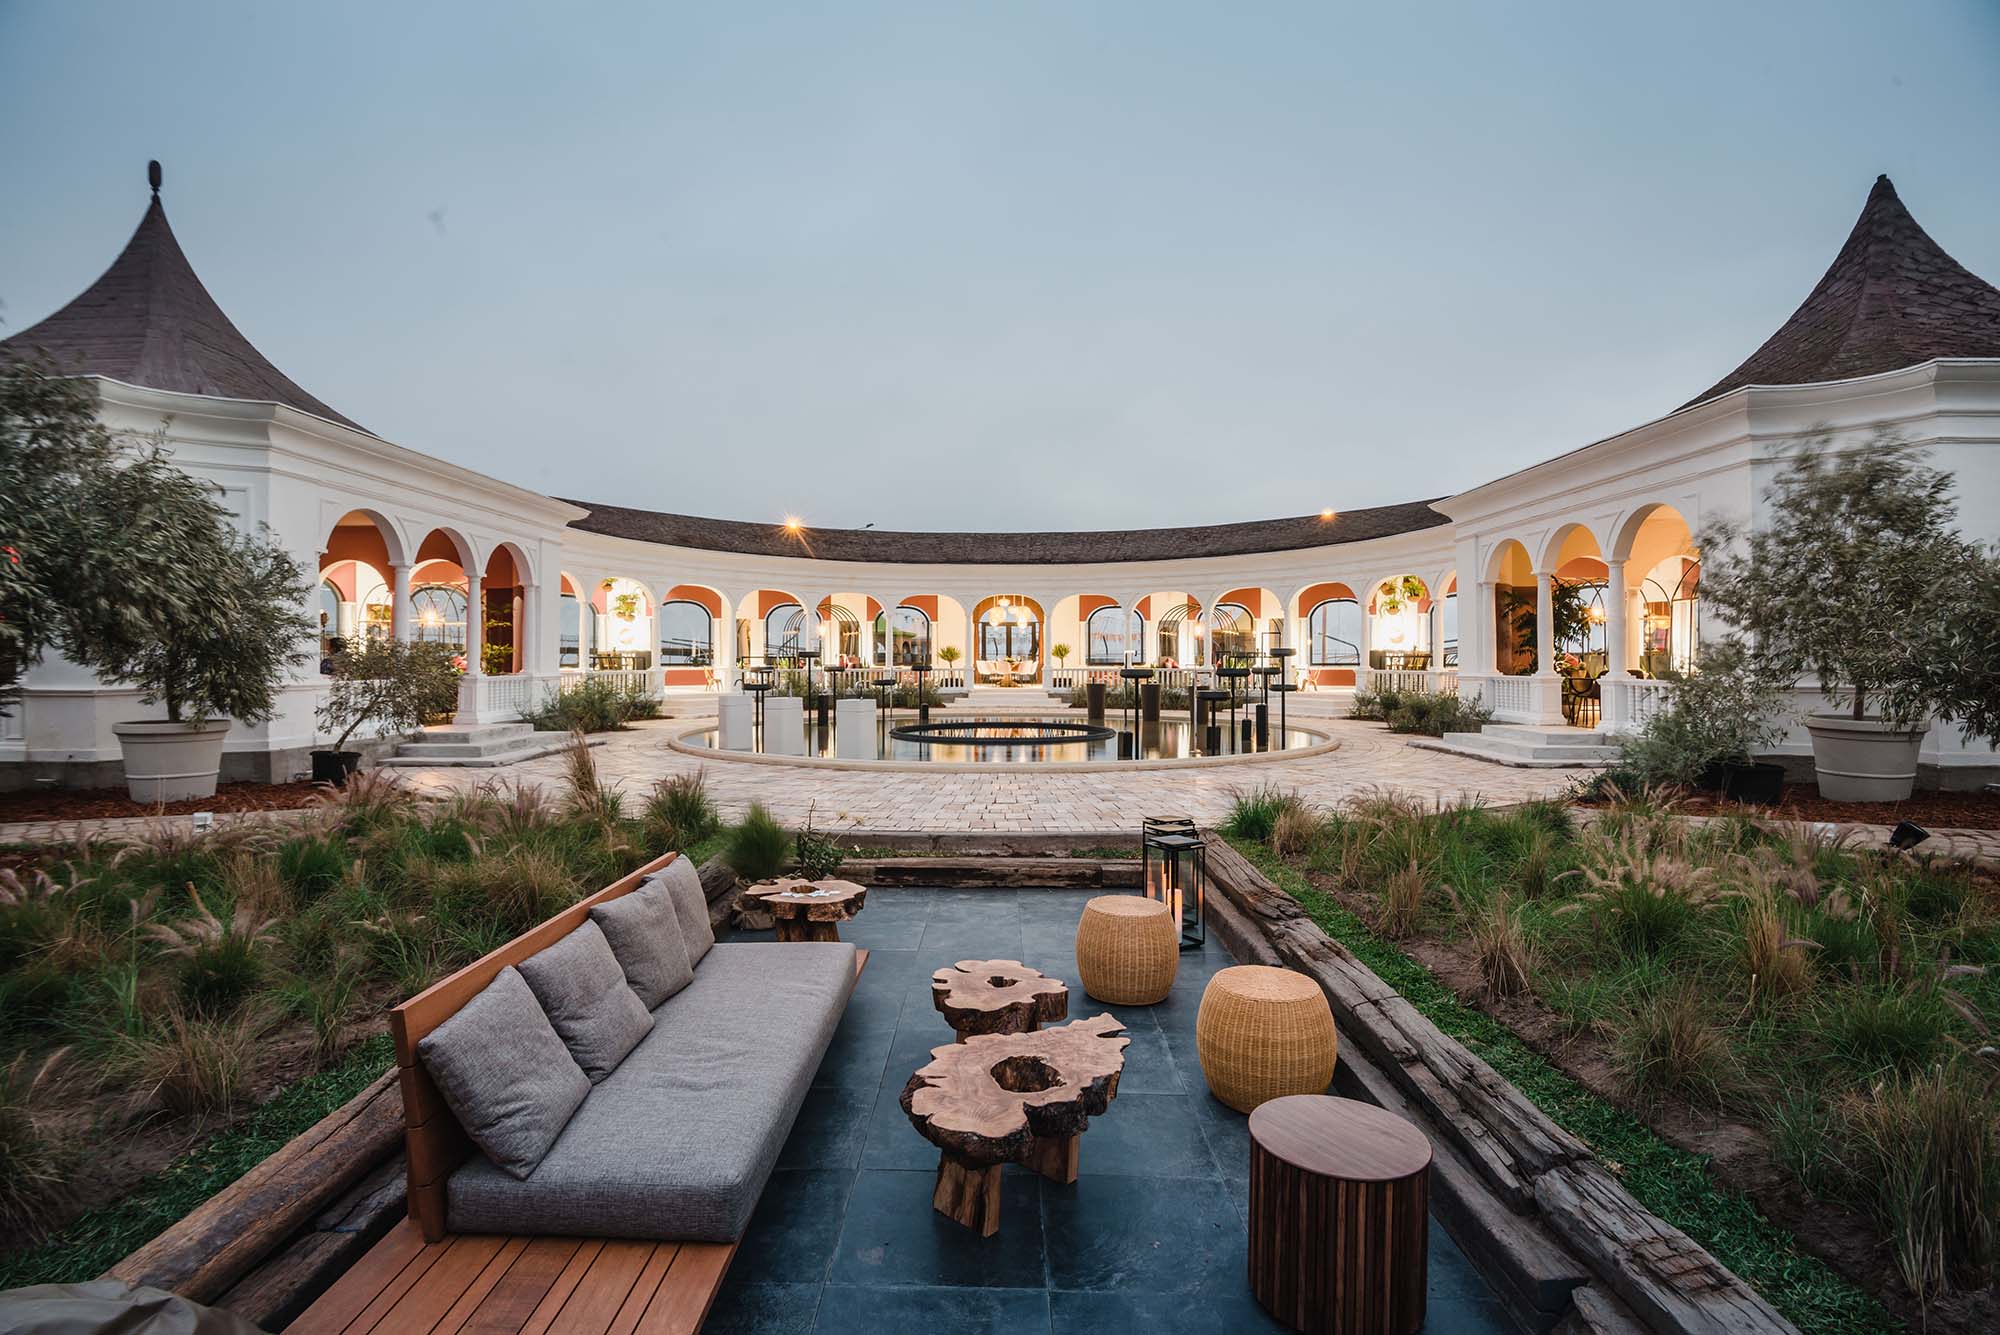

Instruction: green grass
[1231,836,1898,1334]
[0,1036,393,1289]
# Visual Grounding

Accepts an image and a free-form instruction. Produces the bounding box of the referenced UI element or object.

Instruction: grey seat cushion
[418,966,589,1179]
[651,857,715,965]
[446,941,857,1240]
[590,882,694,1008]
[516,920,655,1082]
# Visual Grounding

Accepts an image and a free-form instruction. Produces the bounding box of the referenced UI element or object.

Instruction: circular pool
[675,713,1334,769]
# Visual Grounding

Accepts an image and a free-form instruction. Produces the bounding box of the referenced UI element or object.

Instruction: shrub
[1348,687,1403,722]
[560,731,624,830]
[1383,690,1493,737]
[1835,1067,1996,1301]
[523,677,661,732]
[1824,986,1952,1076]
[277,834,349,903]
[1607,641,1786,790]
[120,1005,263,1119]
[143,890,275,1017]
[1379,861,1426,938]
[0,1054,67,1241]
[1614,984,1734,1104]
[643,770,719,850]
[725,803,790,881]
[275,967,361,1068]
[1222,784,1304,843]
[794,809,846,881]
[1555,825,1713,956]
[1471,894,1538,1000]
[1737,890,1813,1000]
[1270,804,1321,859]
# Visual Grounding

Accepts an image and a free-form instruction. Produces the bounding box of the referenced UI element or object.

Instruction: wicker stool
[1196,966,1338,1113]
[1075,895,1178,1004]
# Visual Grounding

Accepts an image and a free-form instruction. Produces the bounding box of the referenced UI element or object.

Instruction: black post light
[1269,647,1296,750]
[1196,687,1229,756]
[912,661,933,724]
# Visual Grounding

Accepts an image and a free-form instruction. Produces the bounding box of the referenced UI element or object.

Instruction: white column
[717,595,739,691]
[455,568,484,723]
[1603,560,1628,731]
[1533,570,1555,675]
[391,563,415,643]
[525,582,561,678]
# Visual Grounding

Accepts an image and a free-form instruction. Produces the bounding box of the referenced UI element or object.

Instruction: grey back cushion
[652,856,715,965]
[516,920,656,1082]
[590,882,694,1008]
[417,966,589,1178]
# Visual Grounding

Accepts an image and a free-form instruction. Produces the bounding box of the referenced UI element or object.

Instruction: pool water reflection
[691,714,1320,764]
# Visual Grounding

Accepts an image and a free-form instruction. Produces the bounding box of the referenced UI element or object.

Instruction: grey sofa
[440,919,857,1242]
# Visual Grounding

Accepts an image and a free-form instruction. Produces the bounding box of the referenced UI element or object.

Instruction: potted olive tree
[314,638,463,784]
[1700,430,1981,801]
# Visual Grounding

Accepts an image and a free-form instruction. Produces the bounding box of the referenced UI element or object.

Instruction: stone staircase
[1410,722,1620,769]
[377,722,595,768]
[952,684,1067,713]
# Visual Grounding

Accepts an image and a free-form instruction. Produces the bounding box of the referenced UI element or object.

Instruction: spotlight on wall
[1888,820,1931,851]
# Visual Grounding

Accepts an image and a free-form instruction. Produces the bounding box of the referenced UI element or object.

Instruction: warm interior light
[420,608,442,627]
[1587,605,1607,623]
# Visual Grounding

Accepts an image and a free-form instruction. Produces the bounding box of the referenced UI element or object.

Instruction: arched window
[1209,603,1256,664]
[1085,606,1142,664]
[1556,580,1609,661]
[764,603,805,658]
[823,606,861,665]
[660,600,713,665]
[1307,598,1360,666]
[317,580,343,647]
[1439,592,1459,667]
[411,584,468,650]
[874,606,932,666]
[1155,602,1190,666]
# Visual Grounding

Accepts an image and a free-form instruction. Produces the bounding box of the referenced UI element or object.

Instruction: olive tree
[0,361,313,723]
[1698,428,1981,728]
[317,638,462,750]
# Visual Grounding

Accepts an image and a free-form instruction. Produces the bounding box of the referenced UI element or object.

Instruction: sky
[3,2,1998,532]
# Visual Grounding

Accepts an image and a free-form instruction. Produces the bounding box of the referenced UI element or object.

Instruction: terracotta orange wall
[755,590,799,617]
[1077,594,1115,617]
[1308,668,1356,686]
[660,585,719,616]
[663,668,710,686]
[415,532,463,565]
[482,547,520,588]
[321,563,359,601]
[1298,582,1355,610]
[1219,587,1269,616]
[322,525,390,573]
[413,559,462,585]
[902,595,939,619]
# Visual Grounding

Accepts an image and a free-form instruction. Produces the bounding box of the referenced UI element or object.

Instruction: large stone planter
[1802,714,1925,802]
[113,720,231,803]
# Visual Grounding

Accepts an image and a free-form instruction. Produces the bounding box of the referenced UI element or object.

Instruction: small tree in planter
[1700,429,1982,801]
[937,645,962,682]
[315,639,462,784]
[1051,643,1071,676]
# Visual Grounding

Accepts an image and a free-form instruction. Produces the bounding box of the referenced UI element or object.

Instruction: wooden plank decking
[288,1220,734,1335]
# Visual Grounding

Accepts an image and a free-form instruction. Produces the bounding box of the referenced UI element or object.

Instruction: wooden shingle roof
[557,497,1451,564]
[0,166,366,433]
[1683,175,2000,409]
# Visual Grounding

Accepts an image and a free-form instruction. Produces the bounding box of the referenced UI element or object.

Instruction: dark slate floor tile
[780,1086,873,1171]
[1067,995,1164,1034]
[849,947,931,987]
[830,1168,1046,1289]
[813,1021,895,1090]
[1070,1092,1215,1178]
[1040,1173,1244,1296]
[739,1170,854,1284]
[1109,1026,1185,1094]
[1049,1287,1288,1335]
[844,911,930,950]
[918,924,1026,962]
[812,1284,1050,1334]
[858,1079,942,1170]
[1425,1294,1517,1334]
[1429,1217,1495,1301]
[703,1281,822,1335]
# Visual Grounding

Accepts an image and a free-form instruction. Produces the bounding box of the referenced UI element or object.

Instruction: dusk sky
[3,2,1998,531]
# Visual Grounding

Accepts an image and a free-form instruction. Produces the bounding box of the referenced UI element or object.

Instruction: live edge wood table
[741,878,867,942]
[1248,1094,1432,1335]
[900,1014,1129,1236]
[931,959,1069,1042]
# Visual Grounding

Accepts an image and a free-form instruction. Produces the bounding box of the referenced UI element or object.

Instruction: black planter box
[311,750,362,786]
[1722,761,1786,805]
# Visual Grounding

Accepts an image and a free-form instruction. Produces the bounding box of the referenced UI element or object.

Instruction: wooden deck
[288,1219,733,1335]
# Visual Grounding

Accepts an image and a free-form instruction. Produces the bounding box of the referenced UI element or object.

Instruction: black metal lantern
[1142,815,1196,902]
[1149,831,1207,949]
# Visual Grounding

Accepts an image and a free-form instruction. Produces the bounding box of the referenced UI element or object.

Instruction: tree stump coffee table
[900,1013,1129,1236]
[741,878,867,942]
[1248,1094,1431,1334]
[931,959,1069,1042]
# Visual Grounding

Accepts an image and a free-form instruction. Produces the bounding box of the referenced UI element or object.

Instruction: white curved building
[5,170,1998,788]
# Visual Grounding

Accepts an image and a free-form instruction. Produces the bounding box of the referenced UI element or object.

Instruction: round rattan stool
[1196,965,1338,1113]
[1074,895,1178,1005]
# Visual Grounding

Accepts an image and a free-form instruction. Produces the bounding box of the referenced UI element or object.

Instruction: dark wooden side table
[1247,1094,1432,1335]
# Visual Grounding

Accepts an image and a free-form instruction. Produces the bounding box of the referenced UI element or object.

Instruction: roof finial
[148,160,162,195]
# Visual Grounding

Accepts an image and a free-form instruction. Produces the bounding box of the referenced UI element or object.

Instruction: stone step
[1409,728,1620,769]
[401,722,536,747]
[378,721,602,768]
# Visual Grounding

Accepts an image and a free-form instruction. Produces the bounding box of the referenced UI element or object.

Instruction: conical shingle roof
[1683,175,2000,409]
[0,166,365,433]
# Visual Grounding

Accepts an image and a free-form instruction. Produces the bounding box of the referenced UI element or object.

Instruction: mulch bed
[0,781,327,824]
[1590,782,2000,830]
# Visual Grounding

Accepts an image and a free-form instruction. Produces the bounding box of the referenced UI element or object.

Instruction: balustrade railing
[1479,674,1536,719]
[1604,676,1676,730]
[477,673,538,719]
[1365,668,1431,695]
[558,667,663,698]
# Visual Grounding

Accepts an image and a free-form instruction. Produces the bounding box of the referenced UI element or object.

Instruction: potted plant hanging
[314,638,463,785]
[1698,430,1982,802]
